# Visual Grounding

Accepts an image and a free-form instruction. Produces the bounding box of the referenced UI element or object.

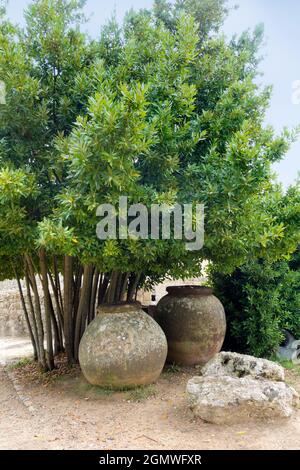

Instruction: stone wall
[0,278,42,337]
[0,290,28,337]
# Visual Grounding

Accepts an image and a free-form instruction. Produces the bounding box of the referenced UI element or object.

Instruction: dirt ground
[1,356,300,450]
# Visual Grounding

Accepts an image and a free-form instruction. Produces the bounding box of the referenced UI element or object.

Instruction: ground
[1,337,300,450]
[0,337,33,366]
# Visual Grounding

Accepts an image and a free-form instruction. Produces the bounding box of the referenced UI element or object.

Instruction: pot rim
[97,301,142,315]
[166,285,213,296]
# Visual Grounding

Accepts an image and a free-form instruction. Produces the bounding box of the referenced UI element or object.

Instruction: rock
[187,375,299,425]
[201,351,285,382]
[187,352,299,424]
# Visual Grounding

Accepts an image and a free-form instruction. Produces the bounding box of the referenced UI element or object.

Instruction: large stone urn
[155,286,226,366]
[79,302,168,389]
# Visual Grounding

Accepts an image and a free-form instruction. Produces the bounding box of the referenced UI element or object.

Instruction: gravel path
[0,337,33,365]
[1,338,300,450]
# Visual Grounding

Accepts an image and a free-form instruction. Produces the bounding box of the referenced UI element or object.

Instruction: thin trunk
[39,249,55,371]
[115,272,123,303]
[48,269,64,351]
[63,256,74,364]
[48,293,62,356]
[98,274,109,306]
[88,270,99,324]
[73,263,83,321]
[120,273,130,302]
[53,256,64,319]
[24,262,40,360]
[74,264,94,361]
[106,271,118,304]
[127,272,142,302]
[25,255,47,370]
[48,269,63,326]
[15,268,38,361]
[135,274,145,301]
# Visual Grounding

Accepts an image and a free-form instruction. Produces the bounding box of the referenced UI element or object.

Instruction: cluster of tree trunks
[15,252,142,371]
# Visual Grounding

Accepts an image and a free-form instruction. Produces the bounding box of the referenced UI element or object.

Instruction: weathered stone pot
[79,302,168,389]
[155,286,226,366]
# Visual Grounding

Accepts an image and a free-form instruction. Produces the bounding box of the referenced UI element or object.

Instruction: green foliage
[0,0,97,272]
[37,1,300,280]
[0,0,297,278]
[78,382,115,397]
[127,384,157,401]
[212,246,300,358]
[275,359,300,375]
[9,357,34,370]
[152,0,229,39]
[164,363,182,374]
[0,167,38,265]
[280,251,300,336]
[44,13,203,277]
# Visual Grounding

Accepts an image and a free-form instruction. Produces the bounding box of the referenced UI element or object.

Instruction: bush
[212,253,300,358]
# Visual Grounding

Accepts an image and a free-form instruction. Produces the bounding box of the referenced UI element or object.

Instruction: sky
[4,0,300,188]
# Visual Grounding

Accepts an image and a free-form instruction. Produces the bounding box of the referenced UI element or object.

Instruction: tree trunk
[39,249,55,371]
[63,255,74,364]
[120,273,130,301]
[24,265,39,358]
[88,270,99,324]
[127,272,142,302]
[98,274,109,306]
[74,264,94,361]
[25,254,47,370]
[15,268,38,361]
[48,269,64,352]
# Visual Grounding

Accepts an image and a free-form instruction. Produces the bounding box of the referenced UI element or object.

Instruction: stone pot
[79,302,168,389]
[155,286,226,366]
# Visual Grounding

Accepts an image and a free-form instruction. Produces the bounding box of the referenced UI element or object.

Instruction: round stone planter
[79,302,168,389]
[155,286,226,366]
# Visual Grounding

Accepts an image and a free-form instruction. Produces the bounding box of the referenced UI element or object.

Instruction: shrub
[212,252,300,358]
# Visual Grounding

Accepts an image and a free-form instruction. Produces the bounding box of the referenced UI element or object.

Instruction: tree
[1,0,299,370]
[41,2,300,288]
[211,183,300,357]
[153,0,230,39]
[0,0,96,369]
